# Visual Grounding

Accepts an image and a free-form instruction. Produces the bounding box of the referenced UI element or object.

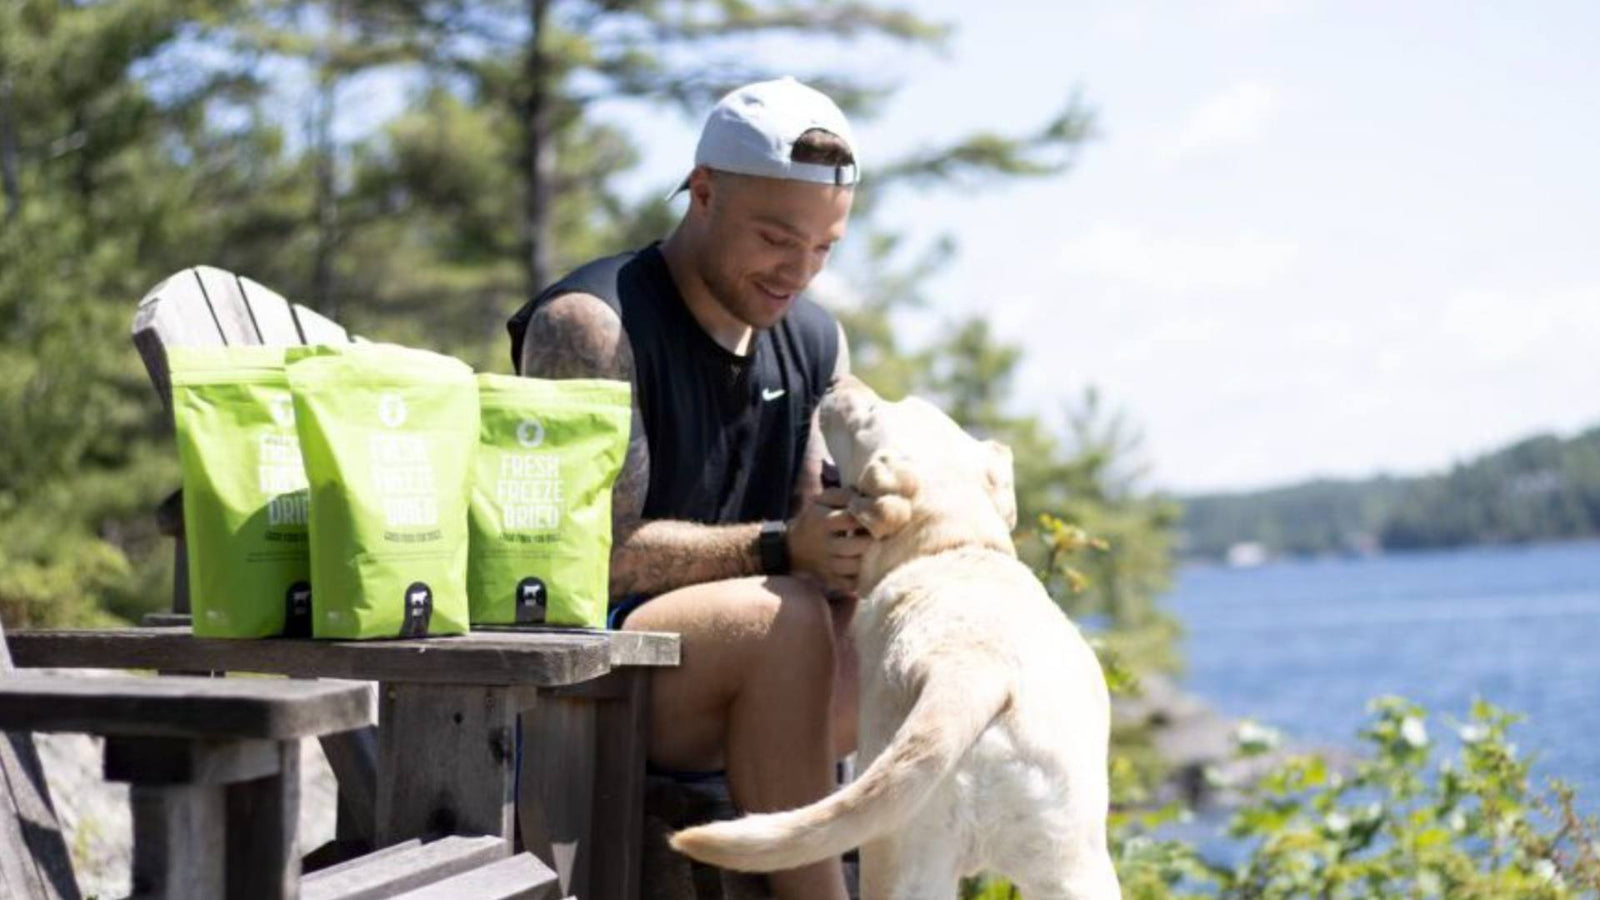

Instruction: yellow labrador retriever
[671,375,1121,900]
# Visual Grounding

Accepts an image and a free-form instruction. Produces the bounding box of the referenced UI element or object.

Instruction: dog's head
[819,375,1017,546]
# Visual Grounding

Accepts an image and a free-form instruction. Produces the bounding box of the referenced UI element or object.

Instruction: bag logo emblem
[378,393,408,429]
[400,581,433,638]
[269,394,296,428]
[516,418,545,448]
[284,581,312,637]
[515,576,547,624]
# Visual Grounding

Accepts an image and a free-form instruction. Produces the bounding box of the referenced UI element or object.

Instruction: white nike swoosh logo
[762,388,787,401]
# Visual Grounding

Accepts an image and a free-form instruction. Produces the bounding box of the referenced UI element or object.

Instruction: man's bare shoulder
[520,291,632,381]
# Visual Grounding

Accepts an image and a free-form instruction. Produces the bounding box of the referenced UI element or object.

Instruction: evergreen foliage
[1181,428,1600,560]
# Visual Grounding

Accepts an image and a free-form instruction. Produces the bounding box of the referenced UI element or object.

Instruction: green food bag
[286,344,478,639]
[169,346,312,638]
[469,374,631,628]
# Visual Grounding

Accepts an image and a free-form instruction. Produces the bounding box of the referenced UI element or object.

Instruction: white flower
[1235,719,1283,754]
[1457,722,1489,744]
[1533,858,1561,886]
[1400,716,1429,748]
[1325,811,1350,833]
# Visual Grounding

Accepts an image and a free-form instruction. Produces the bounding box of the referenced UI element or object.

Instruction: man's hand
[788,487,871,594]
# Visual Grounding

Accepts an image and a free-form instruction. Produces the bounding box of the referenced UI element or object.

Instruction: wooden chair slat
[131,268,229,413]
[292,303,351,344]
[0,621,83,900]
[390,853,562,900]
[192,266,261,345]
[238,275,306,344]
[300,834,506,900]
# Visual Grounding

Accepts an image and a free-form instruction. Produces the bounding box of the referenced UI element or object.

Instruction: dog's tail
[668,668,1010,873]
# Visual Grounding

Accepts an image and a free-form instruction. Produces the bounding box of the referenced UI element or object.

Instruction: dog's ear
[982,440,1018,531]
[848,450,918,539]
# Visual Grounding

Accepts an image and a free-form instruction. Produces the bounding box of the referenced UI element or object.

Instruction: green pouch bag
[469,374,631,628]
[286,344,478,639]
[169,346,312,638]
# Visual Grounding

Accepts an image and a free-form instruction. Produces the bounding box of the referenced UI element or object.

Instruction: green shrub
[1105,697,1600,899]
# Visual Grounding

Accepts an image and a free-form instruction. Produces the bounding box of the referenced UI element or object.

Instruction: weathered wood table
[8,625,679,900]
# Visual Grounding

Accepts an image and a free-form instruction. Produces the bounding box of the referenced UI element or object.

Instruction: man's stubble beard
[695,247,775,331]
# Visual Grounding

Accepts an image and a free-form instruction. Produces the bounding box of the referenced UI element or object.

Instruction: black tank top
[507,244,839,525]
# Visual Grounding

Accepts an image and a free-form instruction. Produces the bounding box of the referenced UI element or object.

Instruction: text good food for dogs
[468,374,631,628]
[287,344,477,639]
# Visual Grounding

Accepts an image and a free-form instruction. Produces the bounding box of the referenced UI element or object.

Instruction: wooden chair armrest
[0,674,373,740]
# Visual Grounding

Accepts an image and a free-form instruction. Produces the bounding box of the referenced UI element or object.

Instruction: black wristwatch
[758,520,791,575]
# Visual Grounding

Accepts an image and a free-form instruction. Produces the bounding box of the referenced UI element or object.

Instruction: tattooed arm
[519,292,765,599]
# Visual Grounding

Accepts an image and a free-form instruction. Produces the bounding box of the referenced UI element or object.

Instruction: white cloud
[1169,81,1280,160]
[1217,0,1314,20]
[988,219,1600,491]
[1057,223,1300,293]
[1005,273,1600,492]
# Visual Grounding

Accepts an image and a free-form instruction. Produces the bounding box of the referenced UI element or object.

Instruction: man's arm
[520,292,765,599]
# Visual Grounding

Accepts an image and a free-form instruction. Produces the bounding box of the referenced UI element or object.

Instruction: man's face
[692,169,853,330]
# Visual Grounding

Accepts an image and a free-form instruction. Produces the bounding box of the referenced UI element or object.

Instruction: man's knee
[758,576,837,654]
[703,576,836,676]
[629,575,834,658]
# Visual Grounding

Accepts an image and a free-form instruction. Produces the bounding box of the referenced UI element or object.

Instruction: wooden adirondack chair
[129,266,381,851]
[0,620,566,899]
[131,266,357,618]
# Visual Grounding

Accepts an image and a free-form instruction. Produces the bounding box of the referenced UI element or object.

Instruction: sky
[590,0,1600,494]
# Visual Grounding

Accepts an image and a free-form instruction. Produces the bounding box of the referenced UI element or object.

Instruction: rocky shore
[1115,673,1354,810]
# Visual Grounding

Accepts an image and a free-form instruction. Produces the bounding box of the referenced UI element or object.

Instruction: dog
[670,375,1121,899]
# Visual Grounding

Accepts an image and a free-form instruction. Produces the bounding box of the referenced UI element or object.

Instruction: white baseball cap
[670,77,860,198]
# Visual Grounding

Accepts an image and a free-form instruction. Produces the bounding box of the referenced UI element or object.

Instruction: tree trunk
[0,69,19,223]
[310,3,343,317]
[72,109,92,218]
[522,0,554,295]
[312,69,338,317]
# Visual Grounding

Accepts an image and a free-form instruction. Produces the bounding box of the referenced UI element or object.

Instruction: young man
[507,77,864,898]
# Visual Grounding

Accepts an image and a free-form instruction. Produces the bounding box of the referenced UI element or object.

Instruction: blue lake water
[1167,539,1600,804]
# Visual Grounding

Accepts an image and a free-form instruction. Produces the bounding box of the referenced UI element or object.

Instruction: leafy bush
[1108,697,1600,899]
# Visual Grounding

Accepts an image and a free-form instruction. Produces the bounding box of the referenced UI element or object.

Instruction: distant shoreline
[1176,425,1600,561]
[1180,533,1600,569]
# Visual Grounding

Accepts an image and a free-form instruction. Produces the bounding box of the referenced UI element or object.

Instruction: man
[507,77,864,898]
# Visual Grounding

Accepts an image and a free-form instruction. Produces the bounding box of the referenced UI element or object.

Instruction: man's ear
[983,440,1018,531]
[848,450,918,539]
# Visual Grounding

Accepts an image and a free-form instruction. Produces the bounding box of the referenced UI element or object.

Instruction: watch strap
[758,520,791,575]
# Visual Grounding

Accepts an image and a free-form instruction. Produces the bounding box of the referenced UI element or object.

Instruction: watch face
[760,520,790,574]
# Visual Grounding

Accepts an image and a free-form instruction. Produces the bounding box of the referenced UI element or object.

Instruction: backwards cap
[671,76,860,197]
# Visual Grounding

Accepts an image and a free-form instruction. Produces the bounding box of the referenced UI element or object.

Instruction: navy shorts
[607,593,653,629]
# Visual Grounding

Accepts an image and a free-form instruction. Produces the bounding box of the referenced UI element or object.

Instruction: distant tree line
[1180,426,1600,559]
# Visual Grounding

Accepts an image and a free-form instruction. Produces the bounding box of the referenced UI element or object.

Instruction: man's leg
[623,575,852,900]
